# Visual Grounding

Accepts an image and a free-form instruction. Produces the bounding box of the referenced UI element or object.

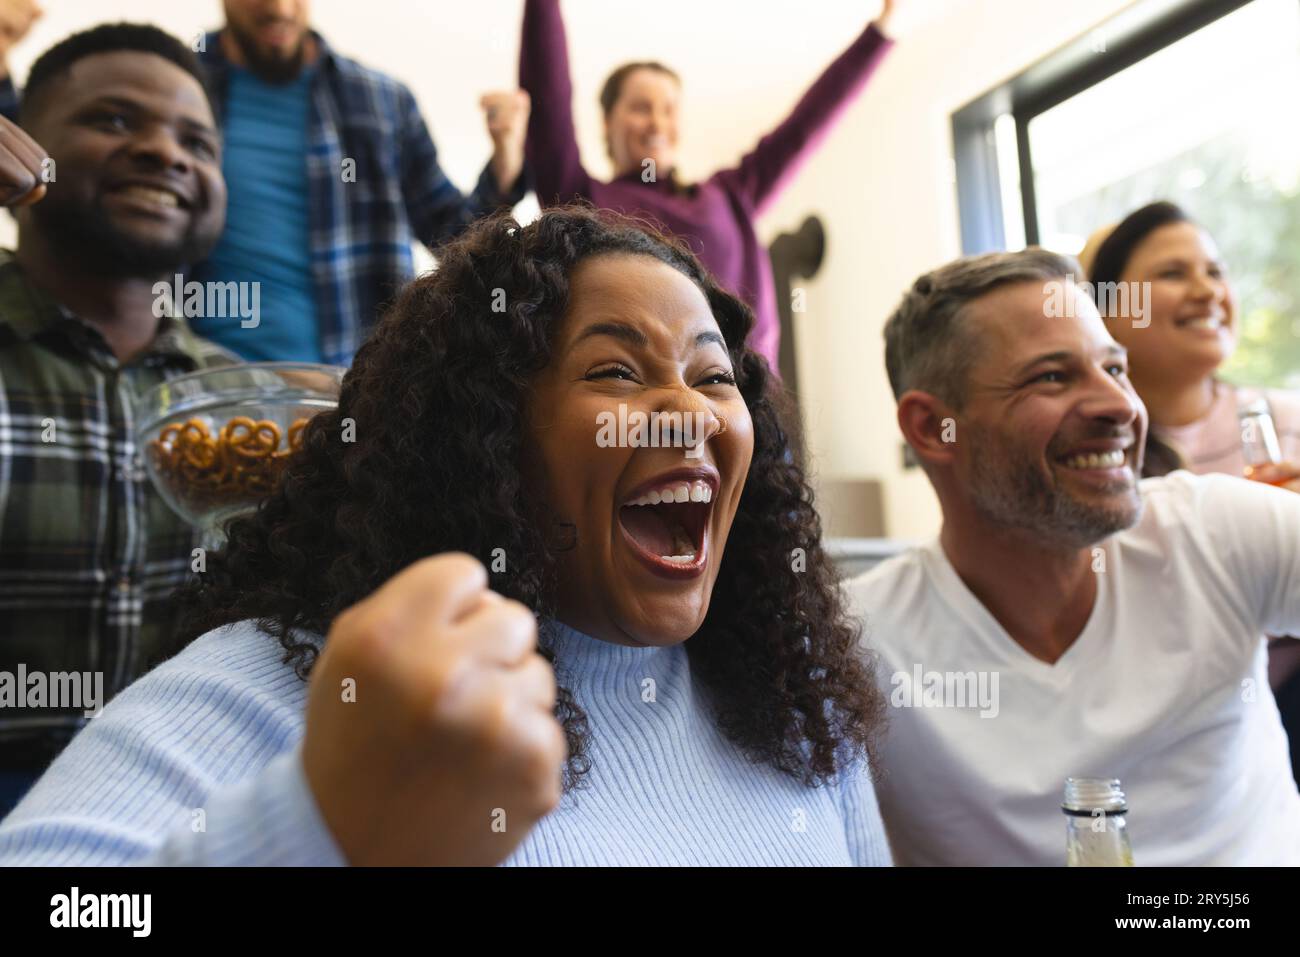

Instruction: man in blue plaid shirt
[0,0,532,366]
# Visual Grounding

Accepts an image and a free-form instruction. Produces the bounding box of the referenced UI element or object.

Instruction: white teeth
[1062,449,1127,470]
[1181,315,1222,329]
[119,185,179,207]
[626,481,713,506]
[659,553,696,564]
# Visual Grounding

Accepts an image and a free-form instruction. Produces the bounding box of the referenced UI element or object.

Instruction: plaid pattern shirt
[0,251,237,770]
[0,31,525,366]
[195,29,523,364]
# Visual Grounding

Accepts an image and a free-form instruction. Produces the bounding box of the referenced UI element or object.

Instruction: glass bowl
[134,362,345,534]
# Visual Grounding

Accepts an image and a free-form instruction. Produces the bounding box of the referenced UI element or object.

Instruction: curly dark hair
[176,204,886,790]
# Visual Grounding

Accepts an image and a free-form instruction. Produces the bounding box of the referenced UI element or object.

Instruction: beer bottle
[1063,777,1134,866]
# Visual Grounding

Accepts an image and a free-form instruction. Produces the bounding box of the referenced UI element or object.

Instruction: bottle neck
[1063,777,1133,866]
[1062,776,1127,815]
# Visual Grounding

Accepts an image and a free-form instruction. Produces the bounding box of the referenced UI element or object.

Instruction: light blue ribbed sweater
[0,619,892,866]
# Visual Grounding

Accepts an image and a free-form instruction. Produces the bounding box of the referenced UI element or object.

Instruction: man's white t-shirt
[846,471,1300,866]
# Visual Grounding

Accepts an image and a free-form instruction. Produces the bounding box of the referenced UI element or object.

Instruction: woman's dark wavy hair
[1086,200,1193,478]
[176,204,886,790]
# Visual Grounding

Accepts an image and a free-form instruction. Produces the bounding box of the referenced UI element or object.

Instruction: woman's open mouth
[617,475,715,580]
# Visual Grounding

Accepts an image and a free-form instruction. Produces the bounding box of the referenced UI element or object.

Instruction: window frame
[952,0,1261,253]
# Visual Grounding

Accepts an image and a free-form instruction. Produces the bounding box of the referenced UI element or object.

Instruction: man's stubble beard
[964,420,1143,549]
[228,24,306,85]
[32,197,217,279]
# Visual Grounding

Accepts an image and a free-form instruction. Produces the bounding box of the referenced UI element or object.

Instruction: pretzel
[174,419,216,469]
[147,415,312,513]
[222,417,281,460]
[285,419,306,455]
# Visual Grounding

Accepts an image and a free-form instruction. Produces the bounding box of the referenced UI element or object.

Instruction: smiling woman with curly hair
[0,205,891,867]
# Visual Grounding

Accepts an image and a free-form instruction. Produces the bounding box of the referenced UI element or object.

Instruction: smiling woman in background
[1081,201,1300,477]
[0,206,890,866]
[1082,200,1300,785]
[518,0,898,369]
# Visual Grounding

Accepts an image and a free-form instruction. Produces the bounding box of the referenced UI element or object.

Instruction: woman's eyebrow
[571,321,725,350]
[573,321,648,347]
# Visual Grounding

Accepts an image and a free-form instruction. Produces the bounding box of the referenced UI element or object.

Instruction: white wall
[3,0,1140,538]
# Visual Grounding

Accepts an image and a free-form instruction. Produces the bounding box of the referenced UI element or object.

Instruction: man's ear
[897,389,959,468]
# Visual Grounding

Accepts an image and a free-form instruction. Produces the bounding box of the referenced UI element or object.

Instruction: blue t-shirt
[193,67,321,362]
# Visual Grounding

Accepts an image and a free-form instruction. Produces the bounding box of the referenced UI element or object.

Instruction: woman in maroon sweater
[519,0,898,369]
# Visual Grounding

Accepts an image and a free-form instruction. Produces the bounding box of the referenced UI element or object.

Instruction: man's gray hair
[883,248,1080,407]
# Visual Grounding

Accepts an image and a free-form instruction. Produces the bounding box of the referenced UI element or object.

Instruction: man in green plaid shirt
[0,24,233,806]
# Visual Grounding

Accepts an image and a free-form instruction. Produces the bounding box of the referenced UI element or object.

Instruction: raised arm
[717,17,895,217]
[0,0,38,124]
[519,0,593,205]
[0,75,18,124]
[398,83,526,254]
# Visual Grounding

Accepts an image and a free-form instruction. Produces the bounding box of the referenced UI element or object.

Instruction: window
[954,0,1300,388]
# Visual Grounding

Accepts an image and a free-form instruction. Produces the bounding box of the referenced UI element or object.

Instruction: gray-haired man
[849,249,1300,865]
